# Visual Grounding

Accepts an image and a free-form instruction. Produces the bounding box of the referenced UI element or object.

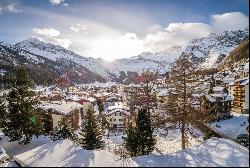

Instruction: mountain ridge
[1,30,249,85]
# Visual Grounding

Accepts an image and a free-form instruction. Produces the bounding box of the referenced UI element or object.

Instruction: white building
[105,102,130,133]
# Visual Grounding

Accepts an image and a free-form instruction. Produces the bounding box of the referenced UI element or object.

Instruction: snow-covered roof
[240,78,249,86]
[212,86,225,92]
[244,63,249,72]
[228,82,235,86]
[106,108,130,116]
[38,101,83,115]
[235,77,249,83]
[86,97,96,102]
[13,138,249,167]
[210,93,227,98]
[107,102,129,111]
[223,78,234,84]
[205,95,216,102]
[127,83,142,88]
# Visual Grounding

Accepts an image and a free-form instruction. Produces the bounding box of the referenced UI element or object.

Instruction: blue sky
[0,0,249,61]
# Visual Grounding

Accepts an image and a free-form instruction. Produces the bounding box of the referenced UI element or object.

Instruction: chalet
[200,86,232,116]
[38,101,85,131]
[231,77,249,114]
[105,102,130,133]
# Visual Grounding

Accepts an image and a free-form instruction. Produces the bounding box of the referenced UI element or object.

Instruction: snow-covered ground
[103,126,204,155]
[131,137,249,167]
[0,133,51,156]
[12,138,249,167]
[209,112,249,139]
[154,128,204,154]
[14,139,130,167]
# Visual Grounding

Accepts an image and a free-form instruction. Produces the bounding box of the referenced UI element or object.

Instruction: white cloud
[0,3,22,14]
[32,27,72,49]
[0,5,2,14]
[143,23,213,52]
[6,3,22,13]
[211,12,249,32]
[70,24,87,33]
[62,3,69,7]
[49,0,64,5]
[33,28,60,37]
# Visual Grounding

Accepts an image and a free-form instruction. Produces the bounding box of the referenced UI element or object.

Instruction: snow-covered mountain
[1,30,248,84]
[185,30,248,68]
[105,30,248,77]
[15,38,110,78]
[0,41,106,84]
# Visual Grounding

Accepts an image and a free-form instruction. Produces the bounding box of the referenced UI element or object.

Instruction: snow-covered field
[209,112,249,139]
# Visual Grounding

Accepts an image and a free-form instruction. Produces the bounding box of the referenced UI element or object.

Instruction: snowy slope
[13,138,249,167]
[132,137,249,167]
[107,47,183,76]
[15,38,110,78]
[185,30,248,68]
[13,139,130,167]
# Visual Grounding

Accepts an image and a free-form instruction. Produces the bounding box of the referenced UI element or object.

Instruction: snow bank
[13,137,249,167]
[132,138,249,167]
[14,139,130,167]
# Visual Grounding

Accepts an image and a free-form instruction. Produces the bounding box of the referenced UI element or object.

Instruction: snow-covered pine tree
[3,66,44,144]
[124,122,138,156]
[50,117,76,141]
[125,108,155,156]
[136,108,155,155]
[79,107,104,150]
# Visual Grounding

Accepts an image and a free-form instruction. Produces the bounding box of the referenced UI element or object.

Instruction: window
[120,112,122,116]
[110,119,112,121]
[114,119,116,121]
[119,119,123,121]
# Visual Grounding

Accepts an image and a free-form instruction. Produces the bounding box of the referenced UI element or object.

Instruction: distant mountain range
[0,30,248,85]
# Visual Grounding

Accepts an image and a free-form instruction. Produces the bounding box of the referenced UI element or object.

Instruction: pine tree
[38,109,53,135]
[124,122,138,156]
[50,117,76,141]
[136,108,155,155]
[96,98,104,113]
[3,66,44,144]
[79,107,104,150]
[96,98,106,134]
[125,108,155,156]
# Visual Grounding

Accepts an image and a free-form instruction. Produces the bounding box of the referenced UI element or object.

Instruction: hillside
[219,37,249,70]
[0,41,106,86]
